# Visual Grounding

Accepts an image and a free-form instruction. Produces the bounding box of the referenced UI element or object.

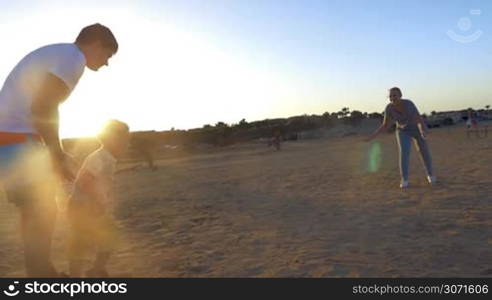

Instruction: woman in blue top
[366,87,436,188]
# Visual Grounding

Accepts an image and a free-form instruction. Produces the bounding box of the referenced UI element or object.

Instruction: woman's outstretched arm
[366,109,391,142]
[365,121,390,142]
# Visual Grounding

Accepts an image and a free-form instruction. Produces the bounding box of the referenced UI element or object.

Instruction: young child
[67,120,130,277]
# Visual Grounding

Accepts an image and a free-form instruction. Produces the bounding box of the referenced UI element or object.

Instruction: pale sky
[0,0,491,138]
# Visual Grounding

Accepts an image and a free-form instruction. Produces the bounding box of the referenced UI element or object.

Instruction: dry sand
[1,124,491,277]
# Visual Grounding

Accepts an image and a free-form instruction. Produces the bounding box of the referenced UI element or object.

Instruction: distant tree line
[63,105,490,158]
[129,108,384,148]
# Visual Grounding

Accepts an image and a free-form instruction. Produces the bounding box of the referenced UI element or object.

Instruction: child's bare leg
[86,252,111,277]
[94,251,111,269]
[87,217,118,277]
[67,214,91,278]
[69,259,84,277]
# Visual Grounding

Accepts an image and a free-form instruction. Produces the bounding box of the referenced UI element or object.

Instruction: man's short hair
[76,23,118,53]
[98,119,129,145]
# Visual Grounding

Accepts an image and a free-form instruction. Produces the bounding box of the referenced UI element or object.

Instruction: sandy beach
[1,123,491,277]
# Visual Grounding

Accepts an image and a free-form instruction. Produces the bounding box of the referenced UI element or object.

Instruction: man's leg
[7,182,58,277]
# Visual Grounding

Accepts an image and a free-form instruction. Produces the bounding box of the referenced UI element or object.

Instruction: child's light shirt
[71,147,117,212]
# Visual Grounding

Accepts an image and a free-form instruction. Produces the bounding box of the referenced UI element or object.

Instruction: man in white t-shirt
[0,23,118,277]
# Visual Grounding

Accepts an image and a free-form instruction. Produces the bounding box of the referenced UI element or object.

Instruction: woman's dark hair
[75,23,118,53]
[389,87,402,97]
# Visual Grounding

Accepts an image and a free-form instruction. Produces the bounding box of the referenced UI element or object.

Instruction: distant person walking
[132,135,158,171]
[272,129,282,151]
[0,24,118,277]
[366,87,436,188]
[466,109,480,139]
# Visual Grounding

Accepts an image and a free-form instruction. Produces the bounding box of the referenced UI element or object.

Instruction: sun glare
[0,2,297,139]
[55,9,291,138]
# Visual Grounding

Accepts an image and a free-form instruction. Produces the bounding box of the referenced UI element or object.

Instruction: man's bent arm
[31,73,69,159]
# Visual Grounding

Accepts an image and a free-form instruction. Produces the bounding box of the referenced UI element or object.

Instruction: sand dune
[1,124,491,277]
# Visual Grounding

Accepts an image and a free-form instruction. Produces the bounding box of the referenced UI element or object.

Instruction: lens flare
[367,142,382,173]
